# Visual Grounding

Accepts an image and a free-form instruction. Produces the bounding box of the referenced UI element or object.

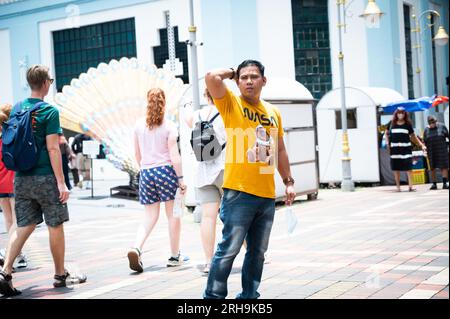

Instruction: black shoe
[443,183,449,190]
[430,184,438,190]
[167,253,190,267]
[0,271,21,297]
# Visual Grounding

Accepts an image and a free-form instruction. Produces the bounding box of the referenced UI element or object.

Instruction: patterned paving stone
[0,183,447,299]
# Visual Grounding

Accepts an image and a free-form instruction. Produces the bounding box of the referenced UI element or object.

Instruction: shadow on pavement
[5,285,76,299]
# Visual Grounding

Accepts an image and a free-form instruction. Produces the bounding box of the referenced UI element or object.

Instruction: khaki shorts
[14,175,69,227]
[196,170,224,204]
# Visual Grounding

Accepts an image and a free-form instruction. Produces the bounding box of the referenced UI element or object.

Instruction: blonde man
[0,65,86,297]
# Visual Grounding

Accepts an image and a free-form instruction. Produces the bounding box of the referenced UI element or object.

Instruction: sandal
[0,271,21,297]
[53,269,87,288]
[409,187,417,192]
[127,248,143,273]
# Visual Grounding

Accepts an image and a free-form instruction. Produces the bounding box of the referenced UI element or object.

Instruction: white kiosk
[316,87,405,184]
[179,78,319,207]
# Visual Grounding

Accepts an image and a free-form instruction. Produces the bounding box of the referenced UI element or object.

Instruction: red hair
[146,88,165,129]
[0,103,12,129]
[392,108,412,126]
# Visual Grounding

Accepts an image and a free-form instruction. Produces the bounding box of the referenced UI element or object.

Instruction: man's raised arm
[205,68,236,100]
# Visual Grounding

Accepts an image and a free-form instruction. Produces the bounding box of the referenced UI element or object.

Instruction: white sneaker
[127,248,143,273]
[15,253,28,269]
[0,250,27,269]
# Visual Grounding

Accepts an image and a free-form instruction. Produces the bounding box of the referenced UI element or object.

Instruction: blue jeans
[204,189,275,299]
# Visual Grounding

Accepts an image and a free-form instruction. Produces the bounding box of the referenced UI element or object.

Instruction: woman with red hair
[127,88,188,273]
[386,107,427,192]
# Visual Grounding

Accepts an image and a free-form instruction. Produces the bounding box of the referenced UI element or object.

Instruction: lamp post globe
[433,26,449,46]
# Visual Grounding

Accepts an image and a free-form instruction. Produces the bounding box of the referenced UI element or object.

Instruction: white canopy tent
[261,78,318,200]
[316,86,404,184]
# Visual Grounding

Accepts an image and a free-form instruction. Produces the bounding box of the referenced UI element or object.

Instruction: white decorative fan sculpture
[54,57,188,179]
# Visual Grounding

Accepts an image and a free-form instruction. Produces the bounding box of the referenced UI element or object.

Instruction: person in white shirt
[184,89,226,274]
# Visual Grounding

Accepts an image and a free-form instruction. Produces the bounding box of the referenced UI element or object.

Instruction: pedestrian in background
[0,103,28,270]
[386,107,427,192]
[423,115,449,190]
[127,88,188,273]
[184,88,226,274]
[71,133,92,189]
[0,65,86,297]
[58,130,74,190]
[68,136,80,187]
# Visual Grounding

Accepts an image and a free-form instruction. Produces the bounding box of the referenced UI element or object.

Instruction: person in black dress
[423,115,449,190]
[385,107,427,192]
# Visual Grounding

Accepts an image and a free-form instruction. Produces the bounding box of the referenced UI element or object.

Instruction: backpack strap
[209,112,220,124]
[12,101,45,115]
[12,102,23,115]
[29,102,46,151]
[208,111,226,150]
[28,101,46,113]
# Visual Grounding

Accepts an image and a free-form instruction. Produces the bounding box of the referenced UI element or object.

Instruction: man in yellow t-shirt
[203,60,296,299]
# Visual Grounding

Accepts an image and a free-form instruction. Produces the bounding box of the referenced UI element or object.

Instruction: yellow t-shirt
[213,88,284,199]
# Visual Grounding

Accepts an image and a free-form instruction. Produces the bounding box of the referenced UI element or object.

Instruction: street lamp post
[336,1,354,192]
[411,9,449,131]
[335,0,384,192]
[187,0,201,111]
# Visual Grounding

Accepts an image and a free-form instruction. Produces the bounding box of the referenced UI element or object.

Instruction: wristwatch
[283,177,295,186]
[229,68,236,80]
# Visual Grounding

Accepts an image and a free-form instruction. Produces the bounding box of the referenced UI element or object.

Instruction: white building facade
[0,0,448,119]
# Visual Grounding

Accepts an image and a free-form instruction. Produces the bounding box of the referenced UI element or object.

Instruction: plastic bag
[285,207,298,235]
[173,189,184,218]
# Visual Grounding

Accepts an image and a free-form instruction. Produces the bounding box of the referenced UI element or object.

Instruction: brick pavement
[0,182,448,299]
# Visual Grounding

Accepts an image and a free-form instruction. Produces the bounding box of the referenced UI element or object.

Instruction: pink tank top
[134,118,178,169]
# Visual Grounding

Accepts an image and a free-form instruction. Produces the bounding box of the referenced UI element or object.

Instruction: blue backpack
[1,101,45,171]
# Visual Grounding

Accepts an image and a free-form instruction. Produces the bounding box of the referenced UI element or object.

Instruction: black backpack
[190,112,226,162]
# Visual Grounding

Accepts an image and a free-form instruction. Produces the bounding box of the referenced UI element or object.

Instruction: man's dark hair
[237,60,265,78]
